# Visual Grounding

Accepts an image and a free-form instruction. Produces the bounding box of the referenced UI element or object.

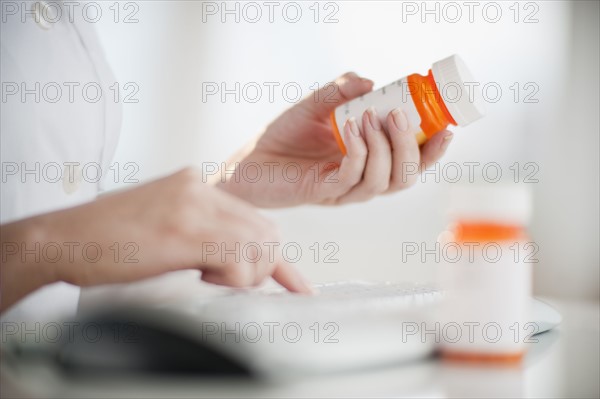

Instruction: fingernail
[347,117,361,137]
[441,132,454,149]
[336,72,358,89]
[360,77,374,86]
[292,273,317,295]
[366,106,382,130]
[343,119,353,141]
[392,108,409,132]
[301,276,318,295]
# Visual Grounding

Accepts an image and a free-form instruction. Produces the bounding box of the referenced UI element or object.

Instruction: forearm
[0,216,59,311]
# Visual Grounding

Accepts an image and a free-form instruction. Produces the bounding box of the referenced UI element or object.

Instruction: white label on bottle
[334,77,425,143]
[437,241,532,354]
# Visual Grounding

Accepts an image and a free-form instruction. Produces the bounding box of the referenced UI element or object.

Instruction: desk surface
[1,298,598,398]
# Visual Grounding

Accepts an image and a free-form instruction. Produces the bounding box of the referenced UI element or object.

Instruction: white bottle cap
[448,184,533,226]
[432,55,486,126]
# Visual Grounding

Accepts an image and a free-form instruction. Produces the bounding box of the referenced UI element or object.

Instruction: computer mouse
[56,306,254,377]
[531,298,562,334]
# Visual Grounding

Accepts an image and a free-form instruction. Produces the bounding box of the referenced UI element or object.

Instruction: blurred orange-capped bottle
[437,185,533,364]
[330,55,485,154]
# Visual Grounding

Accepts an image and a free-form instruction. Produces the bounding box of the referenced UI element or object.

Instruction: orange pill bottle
[330,55,485,154]
[437,185,534,363]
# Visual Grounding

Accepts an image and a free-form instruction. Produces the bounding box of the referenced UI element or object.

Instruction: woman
[0,1,452,321]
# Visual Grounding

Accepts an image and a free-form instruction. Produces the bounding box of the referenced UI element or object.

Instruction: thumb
[298,72,374,120]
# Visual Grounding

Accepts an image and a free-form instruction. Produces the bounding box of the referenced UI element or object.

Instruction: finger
[298,72,374,120]
[316,117,368,203]
[337,107,393,203]
[200,269,229,287]
[200,261,255,288]
[271,262,314,294]
[386,108,421,192]
[419,130,454,171]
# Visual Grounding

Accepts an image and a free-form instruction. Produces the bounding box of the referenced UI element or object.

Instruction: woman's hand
[216,72,453,207]
[0,168,312,311]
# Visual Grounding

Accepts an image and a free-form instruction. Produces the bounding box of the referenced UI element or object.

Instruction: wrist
[211,138,259,195]
[213,177,250,203]
[0,215,60,311]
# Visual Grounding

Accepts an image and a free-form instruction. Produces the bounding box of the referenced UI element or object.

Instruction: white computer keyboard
[185,280,442,324]
[262,280,442,308]
[182,281,440,374]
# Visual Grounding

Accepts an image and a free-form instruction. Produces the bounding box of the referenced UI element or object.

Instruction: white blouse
[1,1,122,323]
